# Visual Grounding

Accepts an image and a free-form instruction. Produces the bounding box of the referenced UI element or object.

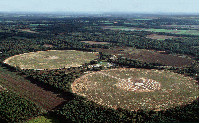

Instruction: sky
[0,0,199,14]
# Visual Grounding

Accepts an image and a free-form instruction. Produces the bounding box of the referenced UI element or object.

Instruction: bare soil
[92,47,194,67]
[19,29,38,33]
[81,41,110,45]
[0,71,66,111]
[146,34,177,40]
[43,44,53,48]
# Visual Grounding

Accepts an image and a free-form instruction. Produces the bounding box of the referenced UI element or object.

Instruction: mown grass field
[4,50,99,70]
[72,68,198,111]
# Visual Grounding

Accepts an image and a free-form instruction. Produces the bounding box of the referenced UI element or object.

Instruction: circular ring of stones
[72,68,198,111]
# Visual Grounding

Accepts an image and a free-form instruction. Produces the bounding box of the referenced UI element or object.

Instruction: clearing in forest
[81,41,110,45]
[19,29,38,33]
[72,68,198,111]
[4,50,99,70]
[146,34,177,40]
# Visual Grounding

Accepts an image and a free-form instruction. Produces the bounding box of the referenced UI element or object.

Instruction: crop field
[102,26,143,31]
[4,50,99,70]
[161,25,199,30]
[145,29,199,36]
[0,67,66,111]
[81,41,110,45]
[146,34,177,40]
[133,19,153,20]
[92,47,194,67]
[102,26,199,35]
[72,68,198,111]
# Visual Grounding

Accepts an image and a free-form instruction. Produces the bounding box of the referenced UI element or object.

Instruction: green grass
[4,50,99,70]
[108,26,127,29]
[175,30,199,35]
[26,116,60,123]
[145,29,173,33]
[157,39,165,40]
[145,29,199,35]
[72,68,198,111]
[103,23,113,24]
[98,61,110,66]
[124,22,140,25]
[30,24,48,26]
[104,26,199,35]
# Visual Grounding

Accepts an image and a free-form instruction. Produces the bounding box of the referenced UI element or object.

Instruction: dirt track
[0,71,66,111]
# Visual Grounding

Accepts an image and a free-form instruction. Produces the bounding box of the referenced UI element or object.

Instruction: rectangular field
[145,29,199,36]
[102,26,199,35]
[0,67,66,111]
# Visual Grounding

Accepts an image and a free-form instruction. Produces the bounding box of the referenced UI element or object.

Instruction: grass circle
[4,50,99,70]
[72,68,198,111]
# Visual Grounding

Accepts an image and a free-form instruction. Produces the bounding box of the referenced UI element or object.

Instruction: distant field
[19,29,38,33]
[4,50,99,70]
[146,34,177,40]
[133,19,152,20]
[43,44,54,48]
[102,26,199,35]
[30,24,50,26]
[145,29,199,36]
[92,47,194,67]
[102,26,143,31]
[72,68,198,111]
[103,23,113,24]
[161,25,199,30]
[81,41,110,45]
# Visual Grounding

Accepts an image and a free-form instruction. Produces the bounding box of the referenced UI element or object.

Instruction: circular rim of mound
[3,50,99,70]
[71,68,199,111]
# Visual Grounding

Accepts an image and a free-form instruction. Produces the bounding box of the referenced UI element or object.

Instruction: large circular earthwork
[72,68,199,111]
[3,50,99,70]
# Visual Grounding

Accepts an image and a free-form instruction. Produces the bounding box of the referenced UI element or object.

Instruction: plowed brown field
[0,69,66,111]
[92,47,194,67]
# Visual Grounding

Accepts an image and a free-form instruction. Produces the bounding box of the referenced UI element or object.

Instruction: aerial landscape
[0,0,199,122]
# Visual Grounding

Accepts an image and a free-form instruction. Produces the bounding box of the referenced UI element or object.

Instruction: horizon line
[0,11,199,15]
